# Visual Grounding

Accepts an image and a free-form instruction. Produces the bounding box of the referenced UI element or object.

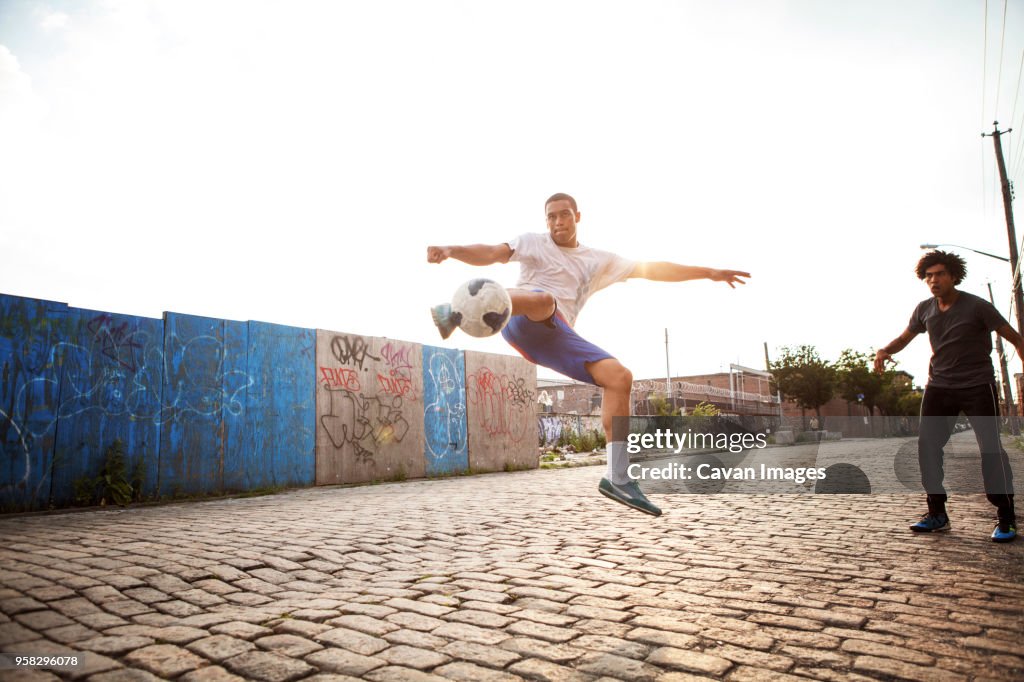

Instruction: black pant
[919,383,1015,521]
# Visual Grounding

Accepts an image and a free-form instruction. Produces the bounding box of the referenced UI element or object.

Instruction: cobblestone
[0,440,1021,680]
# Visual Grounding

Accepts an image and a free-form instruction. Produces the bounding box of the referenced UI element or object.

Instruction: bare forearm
[633,262,713,282]
[996,324,1024,360]
[427,243,511,266]
[881,335,912,356]
[874,329,916,373]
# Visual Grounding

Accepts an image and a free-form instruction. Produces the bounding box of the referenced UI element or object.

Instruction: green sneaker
[599,477,662,517]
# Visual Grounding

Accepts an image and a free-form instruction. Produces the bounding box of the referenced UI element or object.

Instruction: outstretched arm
[874,328,919,373]
[630,262,750,288]
[996,324,1024,364]
[427,243,512,266]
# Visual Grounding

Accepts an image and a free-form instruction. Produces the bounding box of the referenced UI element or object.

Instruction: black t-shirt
[909,291,1008,388]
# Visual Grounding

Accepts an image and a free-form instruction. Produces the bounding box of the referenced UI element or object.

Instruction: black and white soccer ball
[450,278,512,338]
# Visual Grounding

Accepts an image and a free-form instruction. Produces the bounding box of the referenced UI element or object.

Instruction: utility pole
[984,122,1024,353]
[983,122,1022,421]
[988,282,1019,433]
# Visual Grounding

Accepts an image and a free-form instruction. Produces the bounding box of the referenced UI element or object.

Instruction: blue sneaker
[910,513,950,533]
[431,303,459,340]
[992,520,1017,543]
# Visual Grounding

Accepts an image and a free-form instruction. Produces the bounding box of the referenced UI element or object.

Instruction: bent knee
[596,363,632,392]
[534,291,555,308]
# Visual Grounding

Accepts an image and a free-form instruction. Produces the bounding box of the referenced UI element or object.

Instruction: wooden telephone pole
[988,282,1018,432]
[983,122,1022,418]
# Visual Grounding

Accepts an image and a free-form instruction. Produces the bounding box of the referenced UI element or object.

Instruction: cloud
[0,46,38,115]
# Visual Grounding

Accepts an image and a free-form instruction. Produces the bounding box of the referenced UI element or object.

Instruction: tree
[876,370,920,416]
[770,345,836,423]
[835,349,883,416]
[896,388,923,416]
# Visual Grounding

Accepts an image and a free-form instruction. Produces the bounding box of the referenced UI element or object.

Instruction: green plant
[98,439,133,506]
[649,393,682,417]
[504,461,533,472]
[130,463,145,502]
[73,439,135,507]
[72,476,97,506]
[690,401,721,417]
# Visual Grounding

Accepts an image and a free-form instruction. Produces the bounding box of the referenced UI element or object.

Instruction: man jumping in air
[427,193,749,516]
[875,250,1019,542]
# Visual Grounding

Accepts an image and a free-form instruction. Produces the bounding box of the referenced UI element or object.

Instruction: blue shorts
[501,312,614,385]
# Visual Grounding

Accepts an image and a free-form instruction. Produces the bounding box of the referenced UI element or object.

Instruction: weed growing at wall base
[71,439,139,507]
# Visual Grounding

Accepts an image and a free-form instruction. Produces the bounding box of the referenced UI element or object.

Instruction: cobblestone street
[1,439,1022,681]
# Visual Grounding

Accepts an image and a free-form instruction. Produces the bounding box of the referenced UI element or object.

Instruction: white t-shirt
[507,232,636,327]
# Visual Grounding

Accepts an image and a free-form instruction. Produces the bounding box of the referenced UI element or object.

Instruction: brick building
[537,365,781,417]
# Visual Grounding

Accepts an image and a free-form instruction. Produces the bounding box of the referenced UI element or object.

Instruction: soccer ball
[451,278,512,337]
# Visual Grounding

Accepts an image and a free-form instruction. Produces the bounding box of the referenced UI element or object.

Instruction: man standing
[428,193,749,516]
[875,250,1020,542]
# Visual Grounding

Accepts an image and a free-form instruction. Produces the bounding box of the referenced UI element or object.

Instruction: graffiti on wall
[158,330,253,421]
[2,311,169,503]
[316,333,422,477]
[377,341,417,399]
[466,368,534,443]
[319,388,410,464]
[537,413,603,446]
[424,350,466,462]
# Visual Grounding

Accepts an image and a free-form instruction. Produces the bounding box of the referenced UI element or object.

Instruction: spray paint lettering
[86,314,145,372]
[320,366,361,391]
[378,341,418,401]
[320,387,409,463]
[467,368,530,443]
[330,335,379,370]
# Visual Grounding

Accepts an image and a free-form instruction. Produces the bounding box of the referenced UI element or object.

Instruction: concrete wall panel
[465,351,537,472]
[316,330,425,484]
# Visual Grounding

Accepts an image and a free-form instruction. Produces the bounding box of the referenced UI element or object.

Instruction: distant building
[537,365,781,417]
[537,366,926,421]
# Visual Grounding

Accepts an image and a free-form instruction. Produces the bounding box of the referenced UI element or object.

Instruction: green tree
[649,393,682,417]
[876,370,920,416]
[897,389,923,416]
[690,401,721,416]
[770,345,836,423]
[834,348,883,416]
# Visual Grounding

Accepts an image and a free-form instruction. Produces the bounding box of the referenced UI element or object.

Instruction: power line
[994,0,1009,115]
[1011,49,1024,174]
[982,0,991,219]
[982,0,989,123]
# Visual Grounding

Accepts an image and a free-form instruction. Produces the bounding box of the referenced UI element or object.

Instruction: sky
[2,0,1024,390]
